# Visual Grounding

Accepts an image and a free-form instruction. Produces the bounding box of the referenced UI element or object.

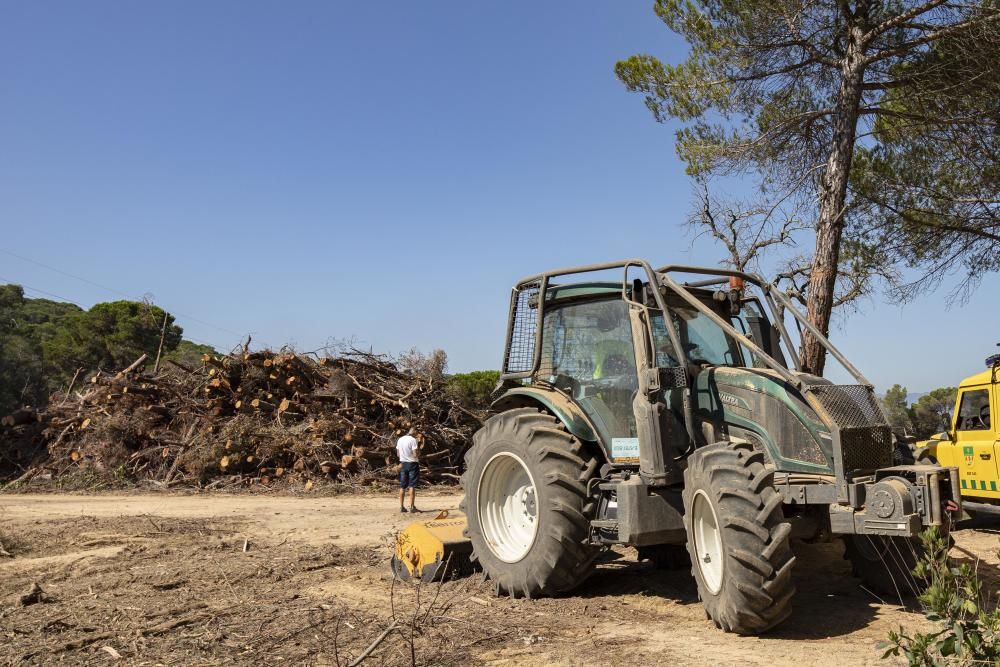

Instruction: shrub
[446,370,500,409]
[883,528,1000,664]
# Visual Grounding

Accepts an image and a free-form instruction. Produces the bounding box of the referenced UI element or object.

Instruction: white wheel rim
[477,452,539,563]
[692,489,724,595]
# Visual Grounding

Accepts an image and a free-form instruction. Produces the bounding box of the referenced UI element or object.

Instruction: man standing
[396,427,420,513]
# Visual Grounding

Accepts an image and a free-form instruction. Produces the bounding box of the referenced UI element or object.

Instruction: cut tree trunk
[2,410,38,427]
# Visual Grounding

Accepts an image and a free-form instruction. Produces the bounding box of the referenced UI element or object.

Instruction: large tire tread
[843,535,924,598]
[683,441,796,634]
[460,407,600,598]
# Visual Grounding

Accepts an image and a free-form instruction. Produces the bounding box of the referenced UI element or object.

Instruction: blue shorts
[399,461,420,488]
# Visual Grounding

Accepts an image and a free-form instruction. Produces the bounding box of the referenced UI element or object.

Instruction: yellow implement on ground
[391,509,473,582]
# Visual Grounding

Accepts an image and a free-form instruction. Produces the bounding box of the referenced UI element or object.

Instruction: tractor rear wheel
[460,407,600,598]
[682,441,796,634]
[844,535,925,598]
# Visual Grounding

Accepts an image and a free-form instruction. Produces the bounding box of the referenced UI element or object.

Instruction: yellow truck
[916,353,999,512]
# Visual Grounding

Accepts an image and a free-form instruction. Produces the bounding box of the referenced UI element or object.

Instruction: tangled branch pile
[0,348,484,488]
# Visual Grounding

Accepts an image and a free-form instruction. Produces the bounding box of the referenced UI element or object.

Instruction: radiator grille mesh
[810,385,888,428]
[810,384,892,472]
[840,426,894,471]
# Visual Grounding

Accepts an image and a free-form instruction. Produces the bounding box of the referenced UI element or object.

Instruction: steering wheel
[589,376,620,391]
[979,404,991,429]
[590,375,639,393]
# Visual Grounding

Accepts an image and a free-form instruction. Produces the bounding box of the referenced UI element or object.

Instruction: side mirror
[934,431,952,443]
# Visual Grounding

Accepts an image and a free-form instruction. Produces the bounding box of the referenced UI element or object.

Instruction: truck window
[956,389,991,431]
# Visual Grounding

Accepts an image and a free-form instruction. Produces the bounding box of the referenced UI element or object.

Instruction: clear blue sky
[1,2,996,394]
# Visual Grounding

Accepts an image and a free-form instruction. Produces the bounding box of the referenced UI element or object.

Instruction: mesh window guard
[503,282,541,375]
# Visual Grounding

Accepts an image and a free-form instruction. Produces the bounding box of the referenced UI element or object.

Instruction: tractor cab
[530,279,782,471]
[497,263,848,484]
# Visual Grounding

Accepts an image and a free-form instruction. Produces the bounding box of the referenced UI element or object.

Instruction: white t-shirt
[396,434,419,463]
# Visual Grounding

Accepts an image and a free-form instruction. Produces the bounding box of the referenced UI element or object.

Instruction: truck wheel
[682,441,796,634]
[844,535,924,597]
[460,407,600,598]
[892,442,916,466]
[894,442,937,466]
[913,447,937,465]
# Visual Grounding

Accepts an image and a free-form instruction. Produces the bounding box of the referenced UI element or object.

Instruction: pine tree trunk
[799,20,868,376]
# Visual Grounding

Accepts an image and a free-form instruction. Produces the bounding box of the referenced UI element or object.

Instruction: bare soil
[2,491,998,666]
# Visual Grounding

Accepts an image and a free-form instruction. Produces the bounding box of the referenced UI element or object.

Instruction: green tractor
[460,260,960,634]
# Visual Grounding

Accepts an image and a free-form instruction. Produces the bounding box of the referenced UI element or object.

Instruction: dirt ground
[2,491,999,666]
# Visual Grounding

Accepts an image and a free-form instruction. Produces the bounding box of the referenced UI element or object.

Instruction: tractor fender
[491,387,607,461]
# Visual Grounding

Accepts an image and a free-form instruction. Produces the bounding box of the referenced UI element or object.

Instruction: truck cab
[924,366,999,499]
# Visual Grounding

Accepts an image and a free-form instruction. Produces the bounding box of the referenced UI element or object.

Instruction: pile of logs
[0,349,484,488]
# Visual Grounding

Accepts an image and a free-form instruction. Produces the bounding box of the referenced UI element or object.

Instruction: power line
[0,247,245,338]
[0,248,133,299]
[0,279,74,304]
[0,275,228,351]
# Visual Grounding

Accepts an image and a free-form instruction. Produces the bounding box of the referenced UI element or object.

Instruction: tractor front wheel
[844,535,925,598]
[682,441,796,634]
[460,407,600,598]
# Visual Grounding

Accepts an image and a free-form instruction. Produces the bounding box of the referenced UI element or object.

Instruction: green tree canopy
[880,383,913,432]
[617,0,1000,374]
[851,21,1000,297]
[909,387,958,438]
[43,300,182,376]
[0,285,83,413]
[447,370,500,409]
[0,286,195,415]
[164,340,220,369]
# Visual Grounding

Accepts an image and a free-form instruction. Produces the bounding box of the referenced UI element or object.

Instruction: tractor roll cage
[499,259,882,501]
[500,259,870,389]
